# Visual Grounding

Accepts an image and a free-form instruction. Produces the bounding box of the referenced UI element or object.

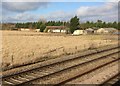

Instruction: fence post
[75,46,77,50]
[11,54,14,65]
[84,44,86,49]
[99,42,101,46]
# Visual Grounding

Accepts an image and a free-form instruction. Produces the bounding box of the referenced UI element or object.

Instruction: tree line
[80,20,119,30]
[15,21,64,29]
[15,16,120,33]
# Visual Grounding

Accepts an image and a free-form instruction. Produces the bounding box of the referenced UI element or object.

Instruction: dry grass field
[1,30,118,70]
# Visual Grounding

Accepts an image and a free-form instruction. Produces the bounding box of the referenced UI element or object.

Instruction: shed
[45,26,67,33]
[73,30,85,35]
[20,28,30,31]
[92,27,99,34]
[35,29,40,32]
[97,28,117,34]
[19,28,36,32]
[85,28,94,34]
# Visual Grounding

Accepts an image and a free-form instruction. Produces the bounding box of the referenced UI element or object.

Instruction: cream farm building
[97,28,118,34]
[45,26,68,33]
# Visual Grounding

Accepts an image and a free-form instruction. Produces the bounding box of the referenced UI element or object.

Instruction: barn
[85,28,94,34]
[19,28,31,31]
[73,30,85,35]
[45,26,67,33]
[19,28,38,32]
[97,28,117,34]
[35,29,40,32]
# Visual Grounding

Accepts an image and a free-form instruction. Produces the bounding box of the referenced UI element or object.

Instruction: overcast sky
[1,0,119,23]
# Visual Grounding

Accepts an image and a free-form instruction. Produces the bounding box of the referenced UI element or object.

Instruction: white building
[20,28,30,31]
[73,30,85,35]
[97,28,117,34]
[85,28,94,34]
[46,26,67,33]
[35,29,40,32]
[19,28,38,32]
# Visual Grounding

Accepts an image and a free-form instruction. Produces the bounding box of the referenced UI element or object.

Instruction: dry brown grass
[1,30,118,70]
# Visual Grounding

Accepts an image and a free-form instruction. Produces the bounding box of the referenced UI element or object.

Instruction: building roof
[86,28,94,31]
[99,28,117,31]
[46,26,66,29]
[92,27,98,30]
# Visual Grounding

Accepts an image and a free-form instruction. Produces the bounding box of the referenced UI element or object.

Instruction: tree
[34,22,40,29]
[24,22,29,28]
[107,22,112,28]
[118,22,120,30]
[97,20,103,28]
[40,23,46,32]
[97,20,102,23]
[80,23,86,30]
[102,22,106,28]
[65,21,70,28]
[69,16,79,33]
[112,21,117,29]
[15,23,19,28]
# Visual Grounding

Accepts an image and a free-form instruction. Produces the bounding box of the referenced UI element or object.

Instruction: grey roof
[100,28,117,31]
[92,27,98,30]
[86,28,94,31]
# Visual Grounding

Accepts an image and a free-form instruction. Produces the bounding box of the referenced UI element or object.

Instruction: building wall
[20,28,30,31]
[52,29,61,33]
[85,28,94,34]
[61,30,66,33]
[96,28,117,34]
[73,30,84,35]
[48,29,66,33]
[97,28,107,34]
[35,29,40,32]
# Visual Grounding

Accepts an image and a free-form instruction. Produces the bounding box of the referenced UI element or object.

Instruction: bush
[44,28,48,32]
[70,16,79,33]
[40,24,46,32]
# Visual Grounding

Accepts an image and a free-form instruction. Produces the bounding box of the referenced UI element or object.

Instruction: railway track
[2,45,120,85]
[64,58,119,85]
[100,73,120,86]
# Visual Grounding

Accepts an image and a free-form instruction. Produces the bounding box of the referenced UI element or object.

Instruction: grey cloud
[80,14,118,23]
[76,2,118,22]
[45,11,74,21]
[2,0,49,2]
[2,2,49,12]
[45,2,118,22]
[76,2,118,17]
[118,2,120,22]
[2,13,39,22]
[2,2,119,23]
